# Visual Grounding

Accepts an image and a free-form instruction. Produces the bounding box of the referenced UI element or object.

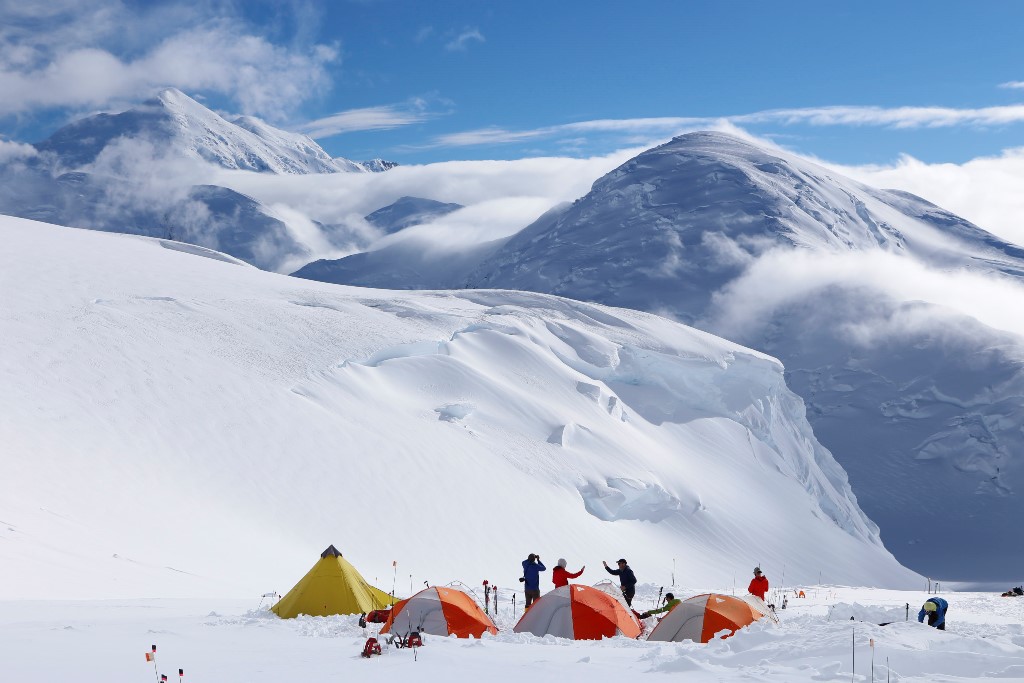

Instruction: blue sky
[3,0,1024,166]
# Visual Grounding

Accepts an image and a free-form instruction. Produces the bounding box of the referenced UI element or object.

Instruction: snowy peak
[465,131,1024,318]
[364,196,464,234]
[34,88,362,174]
[585,131,914,253]
[360,158,400,172]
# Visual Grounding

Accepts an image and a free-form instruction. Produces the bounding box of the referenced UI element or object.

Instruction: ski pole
[851,628,855,683]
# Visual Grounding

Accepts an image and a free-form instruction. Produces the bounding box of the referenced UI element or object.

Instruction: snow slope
[295,132,1024,582]
[0,215,917,600]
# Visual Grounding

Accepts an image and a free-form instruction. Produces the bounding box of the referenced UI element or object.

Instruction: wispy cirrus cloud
[414,26,434,43]
[445,28,485,51]
[419,102,1024,150]
[299,101,435,138]
[296,96,448,139]
[733,104,1024,128]
[416,116,710,149]
[430,126,550,147]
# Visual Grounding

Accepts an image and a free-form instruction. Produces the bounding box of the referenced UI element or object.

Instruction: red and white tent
[647,593,765,643]
[513,584,642,640]
[381,586,497,638]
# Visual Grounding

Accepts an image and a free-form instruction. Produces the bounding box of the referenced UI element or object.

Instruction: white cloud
[0,3,338,119]
[707,248,1024,342]
[422,100,1024,151]
[0,138,37,163]
[429,126,549,147]
[299,102,432,139]
[199,147,642,268]
[734,104,1024,129]
[822,148,1024,247]
[998,81,1024,90]
[445,28,485,51]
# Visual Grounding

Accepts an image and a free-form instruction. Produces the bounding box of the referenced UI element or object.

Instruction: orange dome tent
[513,584,642,640]
[647,593,765,643]
[381,586,497,638]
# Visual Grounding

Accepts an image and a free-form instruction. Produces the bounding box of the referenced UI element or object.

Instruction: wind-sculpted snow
[0,215,917,599]
[308,132,1024,581]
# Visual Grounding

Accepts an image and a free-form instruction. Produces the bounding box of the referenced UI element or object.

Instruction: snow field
[3,587,1023,682]
[0,216,918,600]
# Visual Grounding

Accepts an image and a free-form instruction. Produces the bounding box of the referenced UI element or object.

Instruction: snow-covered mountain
[35,88,363,174]
[295,132,1024,582]
[365,196,465,234]
[0,214,919,599]
[360,158,400,172]
[0,89,376,271]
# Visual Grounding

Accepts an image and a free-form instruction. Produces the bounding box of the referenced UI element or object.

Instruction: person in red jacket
[552,558,584,587]
[748,566,769,600]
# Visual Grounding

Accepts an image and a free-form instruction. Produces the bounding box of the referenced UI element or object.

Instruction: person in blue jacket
[918,597,948,630]
[521,553,546,608]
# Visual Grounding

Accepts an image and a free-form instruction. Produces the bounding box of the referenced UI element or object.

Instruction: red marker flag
[392,560,397,567]
[161,676,168,682]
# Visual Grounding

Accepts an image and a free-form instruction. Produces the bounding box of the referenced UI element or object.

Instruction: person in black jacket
[602,558,637,606]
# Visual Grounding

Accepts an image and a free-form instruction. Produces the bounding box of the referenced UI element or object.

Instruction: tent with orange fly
[646,593,765,643]
[381,586,498,638]
[513,584,642,640]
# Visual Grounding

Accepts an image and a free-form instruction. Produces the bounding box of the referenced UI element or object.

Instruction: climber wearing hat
[552,558,584,588]
[639,592,681,619]
[602,558,637,606]
[748,566,769,600]
[918,597,948,630]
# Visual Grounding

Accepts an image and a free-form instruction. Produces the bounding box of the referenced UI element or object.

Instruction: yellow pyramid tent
[271,545,396,618]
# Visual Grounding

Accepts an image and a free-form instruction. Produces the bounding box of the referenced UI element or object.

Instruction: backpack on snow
[361,637,382,658]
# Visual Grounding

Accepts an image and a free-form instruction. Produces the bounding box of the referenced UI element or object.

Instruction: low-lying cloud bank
[820,148,1024,249]
[209,148,644,268]
[707,247,1024,344]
